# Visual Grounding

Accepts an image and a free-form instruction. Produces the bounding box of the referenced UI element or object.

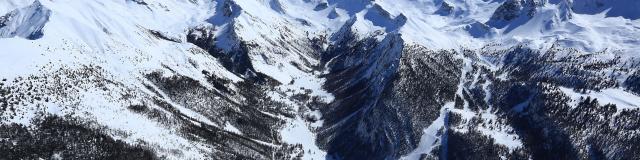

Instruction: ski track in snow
[280,116,327,160]
[401,102,454,160]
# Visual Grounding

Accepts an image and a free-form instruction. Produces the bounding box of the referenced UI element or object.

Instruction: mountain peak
[0,0,50,40]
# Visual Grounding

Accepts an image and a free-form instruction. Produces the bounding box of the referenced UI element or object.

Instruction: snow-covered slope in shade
[0,1,50,39]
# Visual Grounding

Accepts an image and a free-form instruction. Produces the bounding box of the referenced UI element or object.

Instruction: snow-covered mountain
[1,0,639,159]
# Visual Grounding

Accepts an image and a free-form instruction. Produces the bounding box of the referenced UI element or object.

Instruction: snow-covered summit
[0,0,50,39]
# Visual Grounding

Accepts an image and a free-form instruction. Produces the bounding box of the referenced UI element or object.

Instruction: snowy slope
[1,0,639,159]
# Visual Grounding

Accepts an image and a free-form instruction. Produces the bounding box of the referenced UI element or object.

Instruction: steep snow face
[0,1,50,39]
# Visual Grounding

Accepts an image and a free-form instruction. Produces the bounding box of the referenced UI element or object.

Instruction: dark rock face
[490,0,525,23]
[0,15,8,28]
[486,0,544,29]
[318,31,404,159]
[148,30,181,43]
[314,2,329,11]
[186,0,266,79]
[625,70,640,94]
[187,25,258,78]
[318,22,463,159]
[465,22,494,38]
[128,0,148,5]
[435,1,454,16]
